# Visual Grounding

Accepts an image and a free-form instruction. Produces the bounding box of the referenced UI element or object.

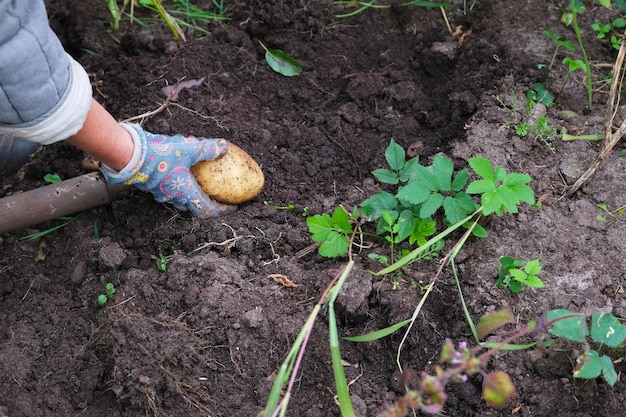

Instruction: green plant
[596,202,625,222]
[156,251,175,272]
[496,256,544,293]
[361,139,482,240]
[43,173,62,184]
[106,0,228,41]
[285,143,535,416]
[97,282,116,306]
[499,86,558,152]
[561,0,594,108]
[541,29,575,70]
[380,305,626,414]
[307,206,354,258]
[547,308,626,386]
[591,16,626,50]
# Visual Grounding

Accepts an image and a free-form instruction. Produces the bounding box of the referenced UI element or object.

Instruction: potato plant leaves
[259,41,302,77]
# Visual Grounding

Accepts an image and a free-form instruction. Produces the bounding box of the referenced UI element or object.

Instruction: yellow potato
[191,142,264,205]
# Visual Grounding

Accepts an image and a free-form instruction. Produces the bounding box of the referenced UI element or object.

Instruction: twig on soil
[565,31,626,197]
[105,295,136,309]
[193,223,257,253]
[121,78,226,127]
[121,95,175,124]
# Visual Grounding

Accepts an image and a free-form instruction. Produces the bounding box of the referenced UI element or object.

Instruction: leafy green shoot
[541,29,575,70]
[43,173,62,184]
[465,157,534,216]
[496,257,544,293]
[306,206,353,258]
[97,282,116,306]
[546,309,626,386]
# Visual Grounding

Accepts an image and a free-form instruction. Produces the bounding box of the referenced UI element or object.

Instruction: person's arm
[65,99,134,171]
[0,0,235,218]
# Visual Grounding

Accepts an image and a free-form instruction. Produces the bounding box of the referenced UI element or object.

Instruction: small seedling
[43,173,62,184]
[97,282,115,306]
[306,206,354,258]
[500,87,558,152]
[526,82,554,108]
[541,29,575,70]
[591,17,626,50]
[561,0,593,108]
[496,256,544,293]
[156,252,174,272]
[596,202,625,223]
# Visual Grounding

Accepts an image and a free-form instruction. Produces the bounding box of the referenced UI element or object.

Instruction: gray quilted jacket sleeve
[0,0,93,144]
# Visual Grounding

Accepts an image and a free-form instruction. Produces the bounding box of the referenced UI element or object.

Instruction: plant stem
[570,4,593,108]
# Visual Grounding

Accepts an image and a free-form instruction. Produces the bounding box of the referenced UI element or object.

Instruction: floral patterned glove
[101,123,236,218]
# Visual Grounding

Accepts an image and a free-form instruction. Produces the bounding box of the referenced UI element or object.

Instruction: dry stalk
[565,32,626,197]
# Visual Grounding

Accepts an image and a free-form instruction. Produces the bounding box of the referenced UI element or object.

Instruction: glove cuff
[100,123,145,183]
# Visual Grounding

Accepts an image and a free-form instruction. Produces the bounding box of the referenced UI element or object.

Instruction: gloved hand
[101,123,236,218]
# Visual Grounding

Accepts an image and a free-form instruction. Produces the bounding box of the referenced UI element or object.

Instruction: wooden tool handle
[0,172,128,234]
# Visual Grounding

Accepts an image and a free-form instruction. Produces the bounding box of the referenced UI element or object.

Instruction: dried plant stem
[565,32,626,197]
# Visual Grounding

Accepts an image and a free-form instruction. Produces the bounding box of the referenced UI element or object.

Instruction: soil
[2,1,626,416]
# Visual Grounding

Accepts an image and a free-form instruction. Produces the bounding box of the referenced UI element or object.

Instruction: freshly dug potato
[191,142,264,205]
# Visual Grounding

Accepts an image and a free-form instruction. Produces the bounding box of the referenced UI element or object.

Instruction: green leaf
[396,209,417,242]
[506,182,535,205]
[431,154,454,190]
[502,172,532,186]
[468,157,495,182]
[472,223,488,238]
[507,280,522,293]
[44,173,62,184]
[451,169,469,191]
[524,275,544,288]
[601,355,618,386]
[344,318,412,342]
[331,206,352,234]
[574,350,602,379]
[466,178,495,194]
[443,192,476,224]
[419,192,444,218]
[410,162,439,189]
[396,182,430,206]
[547,309,588,342]
[527,83,554,107]
[385,138,405,171]
[499,256,518,269]
[508,268,527,282]
[259,41,302,77]
[590,312,626,347]
[307,213,333,242]
[372,168,399,184]
[97,294,108,306]
[318,230,350,257]
[480,189,505,216]
[524,259,542,275]
[361,191,398,220]
[398,157,418,182]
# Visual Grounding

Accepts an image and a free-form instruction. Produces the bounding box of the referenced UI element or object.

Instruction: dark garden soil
[2,0,626,416]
